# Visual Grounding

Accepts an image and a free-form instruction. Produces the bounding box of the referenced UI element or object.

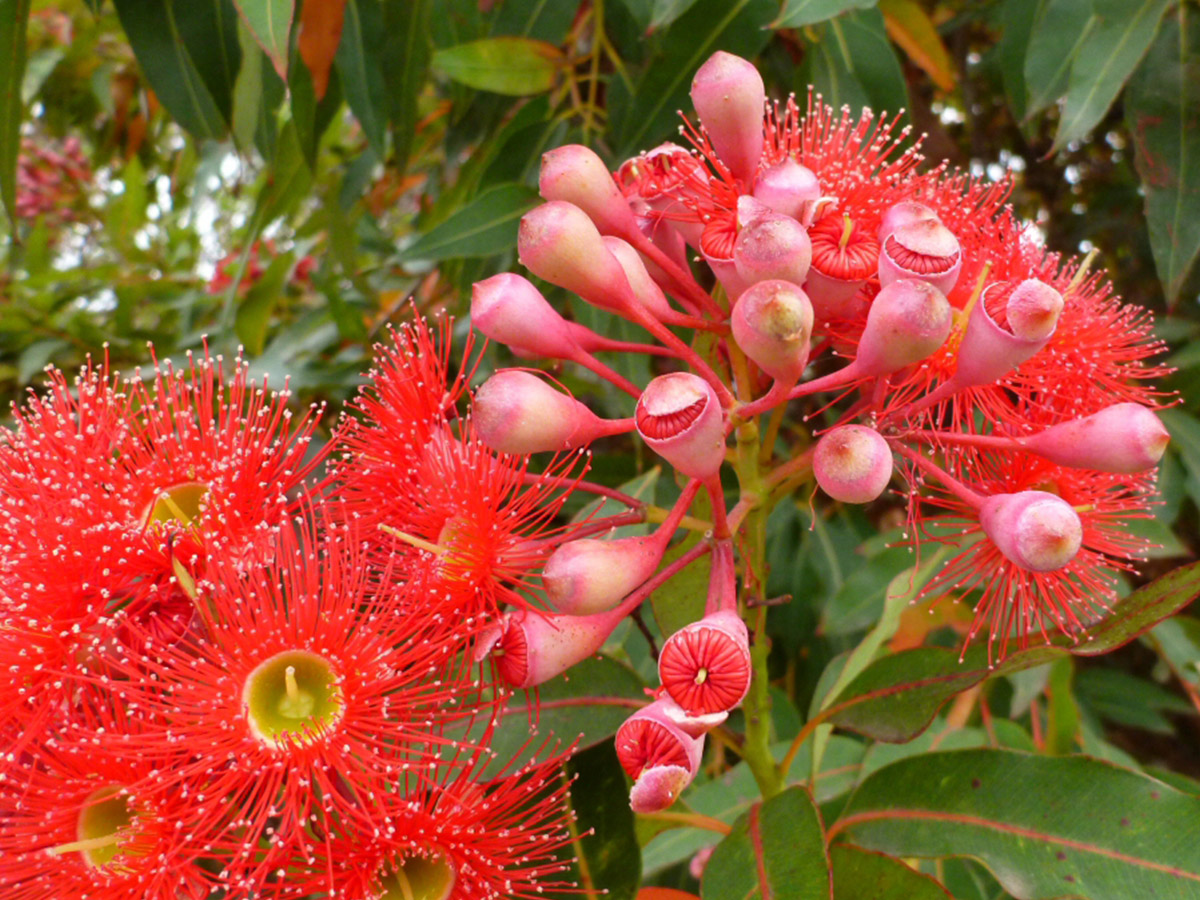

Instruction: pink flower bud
[542,533,667,615]
[471,273,580,359]
[635,373,726,479]
[1021,404,1169,474]
[954,280,1063,387]
[476,606,622,689]
[979,491,1083,573]
[805,213,879,324]
[856,279,953,376]
[630,765,693,813]
[733,213,812,289]
[753,158,820,220]
[690,51,765,186]
[813,425,893,503]
[474,370,629,455]
[878,200,938,242]
[731,279,813,382]
[878,219,962,297]
[632,200,692,285]
[615,697,704,785]
[539,144,639,237]
[603,235,676,320]
[518,201,634,309]
[658,609,752,716]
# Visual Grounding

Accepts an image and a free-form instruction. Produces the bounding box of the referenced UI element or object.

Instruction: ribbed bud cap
[658,609,752,716]
[878,219,962,297]
[635,373,726,480]
[539,144,639,237]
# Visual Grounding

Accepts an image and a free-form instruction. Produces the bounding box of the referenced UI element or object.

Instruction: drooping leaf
[431,37,563,96]
[837,749,1200,900]
[232,18,285,156]
[801,9,909,119]
[649,0,703,31]
[1051,0,1172,153]
[381,0,430,171]
[297,0,346,99]
[702,786,832,900]
[878,0,954,91]
[399,182,538,262]
[997,0,1040,123]
[565,742,642,900]
[830,844,952,899]
[772,0,876,29]
[0,0,31,225]
[232,0,293,79]
[1126,7,1200,307]
[1023,0,1096,121]
[235,253,294,356]
[337,0,387,157]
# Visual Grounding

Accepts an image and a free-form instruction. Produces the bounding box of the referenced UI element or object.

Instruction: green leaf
[431,37,562,95]
[773,0,876,29]
[1126,7,1200,306]
[1023,0,1096,121]
[235,253,293,355]
[702,786,832,900]
[837,748,1200,900]
[831,844,952,899]
[382,0,430,171]
[112,0,241,140]
[801,9,909,119]
[1075,667,1192,735]
[1051,0,1171,153]
[232,18,284,156]
[650,0,703,31]
[997,0,1039,124]
[399,182,538,262]
[821,559,1200,742]
[565,742,642,900]
[337,0,388,158]
[614,0,776,158]
[231,0,293,79]
[0,0,30,224]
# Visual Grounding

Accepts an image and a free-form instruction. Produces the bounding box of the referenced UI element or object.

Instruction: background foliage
[4,1,1200,897]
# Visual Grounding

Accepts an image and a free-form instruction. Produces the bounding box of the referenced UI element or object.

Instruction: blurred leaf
[830,844,952,899]
[337,0,388,157]
[772,0,876,29]
[822,558,1200,742]
[1044,657,1080,754]
[1126,7,1200,307]
[235,253,292,355]
[381,0,430,171]
[614,0,775,157]
[702,786,831,899]
[821,545,914,636]
[998,0,1039,123]
[1051,0,1171,153]
[649,0,703,31]
[399,182,538,262]
[431,37,562,96]
[1075,666,1192,734]
[232,20,284,155]
[878,0,954,92]
[289,48,343,167]
[1023,0,1096,121]
[297,0,346,99]
[651,532,711,638]
[566,742,642,900]
[256,122,314,228]
[112,0,241,140]
[232,0,293,79]
[1151,614,1200,689]
[2,0,33,217]
[1161,408,1200,508]
[801,9,909,119]
[838,748,1200,900]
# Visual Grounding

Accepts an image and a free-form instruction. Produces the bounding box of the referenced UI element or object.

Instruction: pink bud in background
[518,201,634,309]
[731,279,813,382]
[856,279,953,376]
[632,199,692,286]
[471,273,580,359]
[1005,278,1065,342]
[474,370,632,455]
[635,373,726,480]
[543,534,667,615]
[603,235,677,320]
[878,200,938,242]
[805,213,879,324]
[733,213,812,289]
[979,491,1083,573]
[879,219,962,297]
[539,144,639,237]
[1021,404,1169,474]
[690,51,765,186]
[814,425,893,504]
[953,280,1063,387]
[616,697,705,812]
[476,605,624,689]
[753,158,820,220]
[659,609,752,716]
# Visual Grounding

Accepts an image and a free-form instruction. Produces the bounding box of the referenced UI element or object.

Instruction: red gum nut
[954,281,1061,387]
[542,534,666,615]
[658,609,752,716]
[635,373,726,480]
[539,144,640,237]
[473,370,616,455]
[856,279,953,376]
[1021,403,1170,474]
[731,279,813,382]
[813,425,893,504]
[518,201,635,312]
[733,214,813,289]
[603,235,677,320]
[979,491,1083,573]
[877,200,938,242]
[471,272,580,359]
[878,219,962,297]
[805,215,879,324]
[752,158,820,220]
[689,51,765,186]
[1006,278,1065,342]
[630,765,694,813]
[477,607,621,689]
[616,698,705,780]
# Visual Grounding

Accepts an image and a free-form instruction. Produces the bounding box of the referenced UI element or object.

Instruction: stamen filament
[837,213,853,251]
[379,524,448,557]
[48,833,122,856]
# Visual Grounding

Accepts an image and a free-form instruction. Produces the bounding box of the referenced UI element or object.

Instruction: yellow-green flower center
[379,850,456,900]
[70,786,136,869]
[242,650,343,749]
[144,481,210,529]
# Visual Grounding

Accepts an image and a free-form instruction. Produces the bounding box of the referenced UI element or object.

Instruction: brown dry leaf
[297,0,348,100]
[879,0,955,93]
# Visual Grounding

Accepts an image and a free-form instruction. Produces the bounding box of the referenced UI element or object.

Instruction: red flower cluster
[208,239,317,296]
[15,135,92,225]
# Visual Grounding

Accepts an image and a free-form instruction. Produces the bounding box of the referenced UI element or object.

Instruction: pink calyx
[877,200,938,242]
[635,374,726,480]
[539,144,640,238]
[690,51,765,186]
[1020,404,1169,473]
[805,213,879,325]
[952,279,1065,388]
[471,273,581,359]
[733,213,813,290]
[616,697,708,811]
[855,278,953,376]
[752,158,820,220]
[813,425,893,504]
[730,279,813,383]
[979,491,1083,573]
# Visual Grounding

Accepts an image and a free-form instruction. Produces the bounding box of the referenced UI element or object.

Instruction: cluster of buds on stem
[469,49,1170,810]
